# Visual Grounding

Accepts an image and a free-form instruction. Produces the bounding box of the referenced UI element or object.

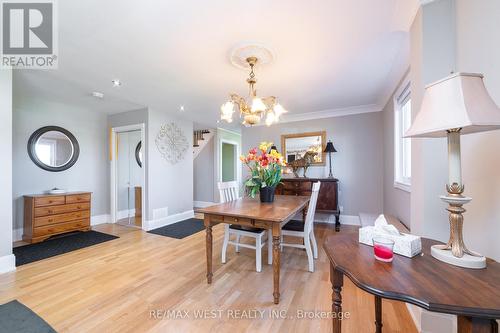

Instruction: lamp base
[431,245,486,269]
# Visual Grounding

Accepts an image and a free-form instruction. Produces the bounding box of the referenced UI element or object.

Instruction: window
[394,80,411,192]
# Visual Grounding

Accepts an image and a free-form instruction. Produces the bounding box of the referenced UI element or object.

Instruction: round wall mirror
[27,126,80,172]
[135,141,142,167]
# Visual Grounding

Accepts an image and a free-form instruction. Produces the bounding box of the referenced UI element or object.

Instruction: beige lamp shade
[405,72,500,138]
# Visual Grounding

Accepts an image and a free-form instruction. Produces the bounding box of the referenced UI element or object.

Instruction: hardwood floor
[0,222,417,333]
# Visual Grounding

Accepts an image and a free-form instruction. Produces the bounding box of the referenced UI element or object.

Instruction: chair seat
[229,225,265,233]
[282,220,305,232]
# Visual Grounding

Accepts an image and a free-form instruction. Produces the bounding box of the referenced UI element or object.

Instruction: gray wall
[0,69,13,260]
[241,112,384,217]
[13,95,109,230]
[455,0,500,263]
[382,73,411,226]
[147,109,193,219]
[193,137,215,203]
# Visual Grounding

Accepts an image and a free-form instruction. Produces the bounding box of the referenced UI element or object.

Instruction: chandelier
[220,56,287,126]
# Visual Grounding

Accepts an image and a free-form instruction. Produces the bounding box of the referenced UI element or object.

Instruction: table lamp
[323,141,337,178]
[405,72,500,269]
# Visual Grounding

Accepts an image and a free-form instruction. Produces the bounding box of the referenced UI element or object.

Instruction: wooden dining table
[196,195,310,304]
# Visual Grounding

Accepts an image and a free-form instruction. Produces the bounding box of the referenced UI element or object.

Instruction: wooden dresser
[275,178,341,231]
[23,192,92,243]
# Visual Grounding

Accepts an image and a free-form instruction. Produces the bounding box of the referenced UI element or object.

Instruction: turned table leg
[204,216,213,284]
[457,316,498,333]
[375,295,383,333]
[272,223,281,304]
[330,264,344,333]
[335,213,341,232]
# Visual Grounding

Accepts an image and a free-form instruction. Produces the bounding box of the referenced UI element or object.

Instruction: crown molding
[268,104,382,125]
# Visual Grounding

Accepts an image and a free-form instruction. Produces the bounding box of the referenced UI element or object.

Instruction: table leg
[330,264,344,333]
[272,223,281,304]
[335,212,340,232]
[375,295,383,333]
[204,216,213,284]
[457,316,498,333]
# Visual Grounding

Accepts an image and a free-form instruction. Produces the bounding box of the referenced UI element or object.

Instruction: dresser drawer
[282,181,298,191]
[297,181,313,191]
[34,196,65,207]
[66,193,91,204]
[34,202,90,217]
[33,219,90,237]
[34,210,90,227]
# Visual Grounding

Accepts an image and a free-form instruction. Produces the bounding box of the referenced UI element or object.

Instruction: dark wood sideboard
[275,178,340,231]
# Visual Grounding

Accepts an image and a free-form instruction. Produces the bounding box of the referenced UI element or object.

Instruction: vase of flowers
[240,142,286,203]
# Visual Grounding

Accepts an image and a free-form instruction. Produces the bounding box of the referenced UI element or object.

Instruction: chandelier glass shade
[220,56,287,126]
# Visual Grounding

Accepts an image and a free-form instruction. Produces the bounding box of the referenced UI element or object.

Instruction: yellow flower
[259,141,273,152]
[269,149,282,159]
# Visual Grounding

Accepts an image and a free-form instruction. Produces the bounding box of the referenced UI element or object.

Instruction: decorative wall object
[281,131,326,165]
[155,122,189,164]
[27,126,80,172]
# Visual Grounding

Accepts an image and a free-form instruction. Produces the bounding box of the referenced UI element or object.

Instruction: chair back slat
[304,182,321,233]
[218,181,239,203]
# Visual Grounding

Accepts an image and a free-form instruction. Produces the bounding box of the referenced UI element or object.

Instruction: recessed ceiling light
[111,79,122,87]
[92,91,104,99]
[180,105,185,112]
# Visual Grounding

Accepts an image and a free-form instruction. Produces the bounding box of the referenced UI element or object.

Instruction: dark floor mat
[0,300,56,333]
[13,230,119,266]
[147,218,205,239]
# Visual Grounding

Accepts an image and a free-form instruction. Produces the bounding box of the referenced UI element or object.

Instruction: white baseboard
[406,304,422,332]
[312,213,360,226]
[13,228,23,242]
[117,209,136,220]
[0,254,16,274]
[406,303,460,333]
[145,209,195,231]
[193,201,216,208]
[338,214,360,226]
[91,214,111,226]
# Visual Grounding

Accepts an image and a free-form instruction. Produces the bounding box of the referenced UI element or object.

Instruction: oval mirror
[135,141,142,167]
[27,126,80,172]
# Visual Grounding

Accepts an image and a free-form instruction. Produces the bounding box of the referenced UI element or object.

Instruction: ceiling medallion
[221,44,287,127]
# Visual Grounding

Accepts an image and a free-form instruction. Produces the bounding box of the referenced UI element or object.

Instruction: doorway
[111,124,145,228]
[221,142,237,182]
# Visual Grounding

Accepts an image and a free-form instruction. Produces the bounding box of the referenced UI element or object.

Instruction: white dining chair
[218,181,271,272]
[280,181,321,272]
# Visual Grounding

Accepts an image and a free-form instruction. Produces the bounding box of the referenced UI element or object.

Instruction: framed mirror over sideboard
[280,131,326,165]
[277,131,341,231]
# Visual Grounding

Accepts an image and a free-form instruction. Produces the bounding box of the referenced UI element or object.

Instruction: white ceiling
[14,0,419,128]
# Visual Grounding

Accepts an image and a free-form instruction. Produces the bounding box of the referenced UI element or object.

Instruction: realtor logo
[1,0,58,68]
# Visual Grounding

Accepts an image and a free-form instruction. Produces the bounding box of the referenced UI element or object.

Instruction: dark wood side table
[323,232,500,333]
[276,177,340,231]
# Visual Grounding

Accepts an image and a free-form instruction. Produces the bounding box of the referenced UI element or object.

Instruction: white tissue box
[359,226,422,258]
